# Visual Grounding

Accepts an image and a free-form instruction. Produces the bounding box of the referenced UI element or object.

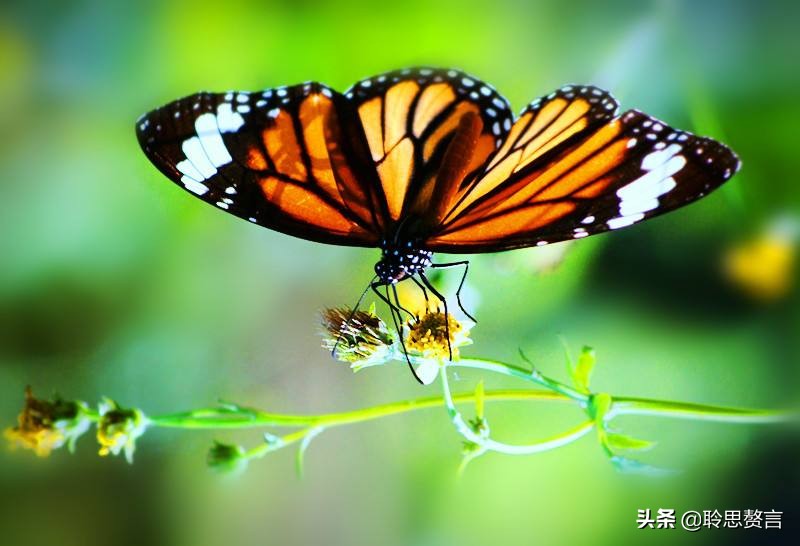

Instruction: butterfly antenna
[419,272,453,361]
[331,276,377,358]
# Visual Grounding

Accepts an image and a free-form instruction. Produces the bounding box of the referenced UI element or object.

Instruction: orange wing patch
[259,176,366,236]
[261,109,307,181]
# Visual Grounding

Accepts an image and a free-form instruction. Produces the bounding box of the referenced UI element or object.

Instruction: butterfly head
[375,241,433,285]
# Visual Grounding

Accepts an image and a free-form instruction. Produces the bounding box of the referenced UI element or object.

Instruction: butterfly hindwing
[136,84,382,247]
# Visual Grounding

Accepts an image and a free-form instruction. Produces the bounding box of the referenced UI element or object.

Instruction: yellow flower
[321,305,395,369]
[405,311,472,361]
[4,387,89,457]
[96,399,147,463]
[724,217,797,301]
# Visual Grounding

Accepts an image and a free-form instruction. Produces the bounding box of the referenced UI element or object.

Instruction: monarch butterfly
[136,67,740,382]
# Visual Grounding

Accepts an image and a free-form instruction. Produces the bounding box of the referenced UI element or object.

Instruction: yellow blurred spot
[724,230,796,301]
[395,281,430,317]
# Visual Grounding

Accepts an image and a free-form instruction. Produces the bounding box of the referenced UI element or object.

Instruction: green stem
[438,365,594,455]
[147,390,794,432]
[609,397,794,424]
[149,390,570,429]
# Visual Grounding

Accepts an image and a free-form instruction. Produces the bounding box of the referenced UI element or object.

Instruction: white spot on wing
[176,159,203,181]
[216,103,245,133]
[611,143,685,226]
[607,213,644,230]
[181,137,216,179]
[182,177,209,195]
[195,113,233,167]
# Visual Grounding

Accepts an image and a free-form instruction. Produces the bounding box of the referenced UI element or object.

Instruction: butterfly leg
[391,283,417,320]
[373,282,424,384]
[418,272,453,361]
[409,275,430,314]
[429,260,476,323]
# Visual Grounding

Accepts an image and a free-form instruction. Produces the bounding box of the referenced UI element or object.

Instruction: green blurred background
[1,0,798,544]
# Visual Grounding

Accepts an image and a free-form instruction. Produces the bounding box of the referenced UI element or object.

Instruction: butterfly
[136,67,740,381]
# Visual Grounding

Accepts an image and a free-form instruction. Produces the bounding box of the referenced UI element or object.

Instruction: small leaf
[572,346,595,392]
[605,433,656,451]
[474,380,485,421]
[609,455,678,476]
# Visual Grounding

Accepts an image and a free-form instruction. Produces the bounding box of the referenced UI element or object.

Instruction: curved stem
[438,365,594,455]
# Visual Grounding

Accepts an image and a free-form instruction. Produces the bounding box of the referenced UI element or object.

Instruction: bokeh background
[1,0,798,544]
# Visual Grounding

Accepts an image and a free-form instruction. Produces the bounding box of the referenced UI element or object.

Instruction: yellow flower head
[405,311,472,361]
[4,387,88,457]
[96,399,147,463]
[321,305,395,369]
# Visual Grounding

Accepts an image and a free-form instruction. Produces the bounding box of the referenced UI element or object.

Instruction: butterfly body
[375,239,433,285]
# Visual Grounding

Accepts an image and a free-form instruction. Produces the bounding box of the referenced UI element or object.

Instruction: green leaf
[572,346,595,392]
[605,433,656,451]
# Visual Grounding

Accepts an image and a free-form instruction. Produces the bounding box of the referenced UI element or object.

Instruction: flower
[321,305,395,370]
[4,387,90,457]
[96,398,147,463]
[405,311,473,361]
[207,441,248,475]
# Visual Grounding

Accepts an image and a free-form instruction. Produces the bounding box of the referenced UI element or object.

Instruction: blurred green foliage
[1,0,798,545]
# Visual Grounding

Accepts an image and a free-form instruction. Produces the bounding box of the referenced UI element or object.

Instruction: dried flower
[96,398,147,463]
[321,305,395,369]
[4,387,90,457]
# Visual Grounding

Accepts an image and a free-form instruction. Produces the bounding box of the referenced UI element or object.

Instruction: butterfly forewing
[136,84,382,247]
[426,102,740,252]
[343,68,514,227]
[443,84,620,222]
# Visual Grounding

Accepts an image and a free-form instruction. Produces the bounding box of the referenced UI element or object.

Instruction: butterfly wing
[136,83,383,247]
[344,68,514,231]
[425,86,740,252]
